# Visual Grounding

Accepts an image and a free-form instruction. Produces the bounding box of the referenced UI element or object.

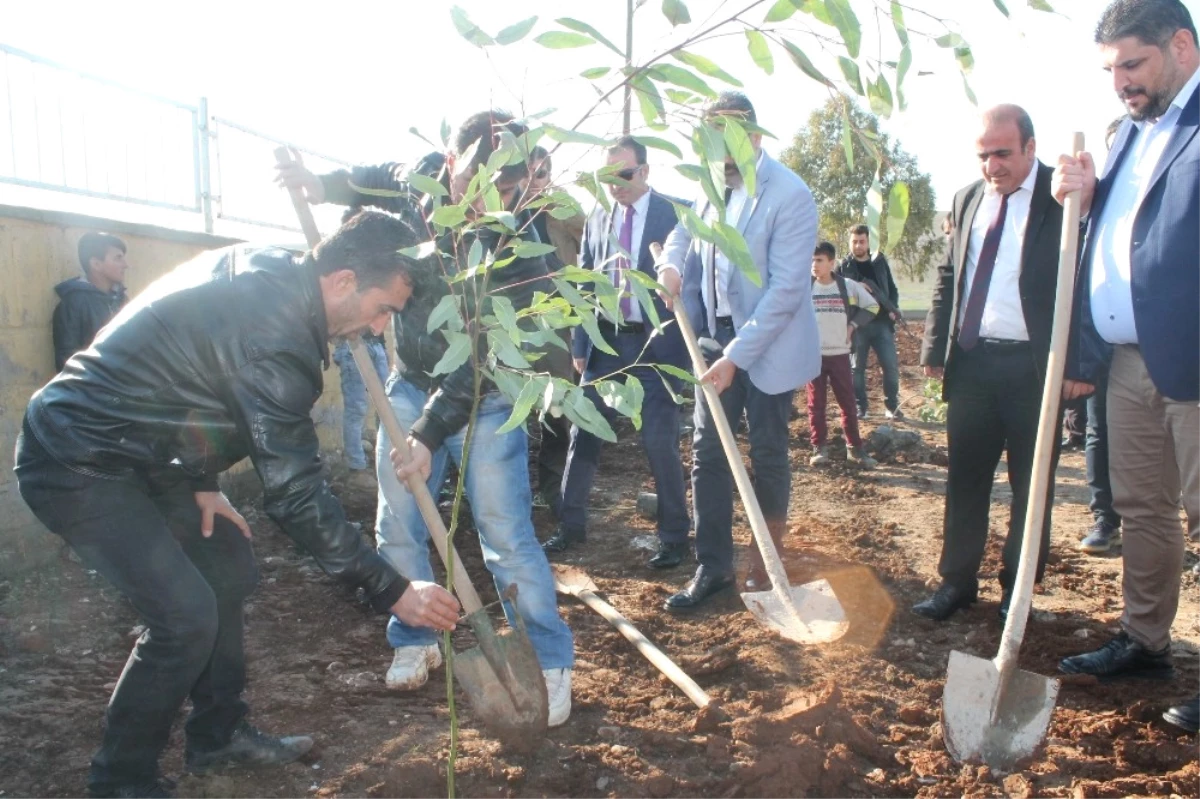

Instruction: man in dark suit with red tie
[542,136,692,570]
[914,105,1065,622]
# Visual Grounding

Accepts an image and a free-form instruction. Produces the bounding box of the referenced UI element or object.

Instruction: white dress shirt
[703,150,765,319]
[608,189,652,323]
[957,161,1039,341]
[1089,67,1200,345]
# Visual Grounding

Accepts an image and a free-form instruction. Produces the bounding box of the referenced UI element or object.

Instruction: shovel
[553,565,711,709]
[650,244,847,645]
[942,133,1084,768]
[274,147,548,742]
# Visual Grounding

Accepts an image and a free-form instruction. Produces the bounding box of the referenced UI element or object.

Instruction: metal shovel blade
[739,578,849,644]
[943,650,1059,769]
[452,604,548,745]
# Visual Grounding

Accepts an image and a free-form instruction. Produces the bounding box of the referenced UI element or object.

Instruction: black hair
[849,224,869,238]
[705,91,757,124]
[453,109,529,185]
[609,135,647,165]
[78,232,126,274]
[1095,0,1197,47]
[814,241,837,260]
[312,208,429,291]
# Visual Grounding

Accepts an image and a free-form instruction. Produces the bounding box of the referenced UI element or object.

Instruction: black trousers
[15,419,257,792]
[938,342,1059,592]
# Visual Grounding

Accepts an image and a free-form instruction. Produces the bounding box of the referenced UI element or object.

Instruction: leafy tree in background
[780,97,942,281]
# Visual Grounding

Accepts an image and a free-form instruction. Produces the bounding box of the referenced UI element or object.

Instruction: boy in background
[808,242,878,469]
[52,232,129,371]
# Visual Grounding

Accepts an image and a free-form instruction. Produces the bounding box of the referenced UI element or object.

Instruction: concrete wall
[0,204,349,576]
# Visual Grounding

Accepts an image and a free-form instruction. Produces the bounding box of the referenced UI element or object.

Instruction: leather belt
[715,316,734,329]
[599,319,645,335]
[977,338,1031,351]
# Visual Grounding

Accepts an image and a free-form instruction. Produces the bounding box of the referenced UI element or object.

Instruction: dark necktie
[958,191,1010,351]
[616,205,634,320]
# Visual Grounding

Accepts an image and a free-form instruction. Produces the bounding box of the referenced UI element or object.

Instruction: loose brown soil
[2,323,1197,798]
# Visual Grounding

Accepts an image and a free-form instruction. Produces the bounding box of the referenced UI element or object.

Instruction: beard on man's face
[1123,85,1175,120]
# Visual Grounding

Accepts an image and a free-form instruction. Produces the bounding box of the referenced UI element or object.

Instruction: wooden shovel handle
[273,146,484,615]
[996,132,1085,668]
[575,589,710,709]
[649,244,804,631]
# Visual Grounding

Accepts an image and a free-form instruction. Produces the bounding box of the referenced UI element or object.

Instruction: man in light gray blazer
[657,92,821,610]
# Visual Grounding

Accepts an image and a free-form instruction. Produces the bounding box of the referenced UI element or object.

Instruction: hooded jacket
[27,247,408,612]
[51,277,128,370]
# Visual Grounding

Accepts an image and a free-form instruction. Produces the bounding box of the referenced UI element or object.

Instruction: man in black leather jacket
[276,111,575,725]
[15,210,460,798]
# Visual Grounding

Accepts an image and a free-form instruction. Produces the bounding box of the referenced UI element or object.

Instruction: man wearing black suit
[914,105,1065,622]
[543,137,692,569]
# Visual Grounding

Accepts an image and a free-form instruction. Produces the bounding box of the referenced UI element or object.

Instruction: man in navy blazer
[542,136,692,570]
[657,92,821,609]
[1055,0,1198,733]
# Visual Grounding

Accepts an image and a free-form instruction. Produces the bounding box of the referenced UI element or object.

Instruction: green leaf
[486,329,530,369]
[840,115,855,170]
[838,56,864,95]
[765,0,801,22]
[467,238,483,270]
[954,45,974,75]
[408,172,448,198]
[648,64,717,98]
[671,51,744,87]
[961,72,978,106]
[662,0,691,26]
[566,386,617,442]
[884,181,910,256]
[694,123,727,207]
[992,0,1010,17]
[481,211,518,231]
[495,16,537,45]
[723,118,756,198]
[431,204,468,228]
[431,330,472,376]
[633,135,683,159]
[824,0,862,59]
[665,88,698,105]
[798,0,833,24]
[677,204,716,245]
[544,124,613,147]
[347,179,407,199]
[657,363,698,384]
[935,32,966,48]
[535,31,595,49]
[712,222,761,287]
[781,39,834,87]
[867,73,894,118]
[626,269,664,331]
[577,309,618,356]
[439,118,451,147]
[745,30,774,75]
[631,75,667,129]
[890,1,909,46]
[495,377,546,435]
[426,293,463,334]
[575,171,612,214]
[1027,0,1053,11]
[513,240,558,258]
[450,6,495,47]
[675,163,706,182]
[556,17,624,56]
[897,43,912,87]
[408,127,436,148]
[597,376,644,428]
[580,66,611,79]
[399,240,439,260]
[490,295,519,334]
[866,173,884,253]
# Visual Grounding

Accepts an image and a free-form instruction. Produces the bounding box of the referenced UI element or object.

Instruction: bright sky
[3,0,1199,237]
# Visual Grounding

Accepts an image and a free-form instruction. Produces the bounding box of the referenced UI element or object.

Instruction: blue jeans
[1086,364,1121,528]
[374,377,574,670]
[852,319,899,413]
[560,331,689,542]
[333,339,390,470]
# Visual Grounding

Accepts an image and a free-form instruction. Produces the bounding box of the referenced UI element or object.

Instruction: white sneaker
[543,668,572,727]
[385,643,442,690]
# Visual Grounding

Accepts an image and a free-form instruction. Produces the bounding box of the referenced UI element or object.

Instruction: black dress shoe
[1058,631,1175,681]
[1163,695,1199,733]
[998,588,1013,622]
[912,583,977,621]
[648,541,689,570]
[542,527,585,554]
[665,567,733,611]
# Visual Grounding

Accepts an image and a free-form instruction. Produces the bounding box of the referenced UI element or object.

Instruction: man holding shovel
[1055,0,1199,734]
[277,111,576,726]
[15,210,460,798]
[655,91,821,607]
[915,105,1066,623]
